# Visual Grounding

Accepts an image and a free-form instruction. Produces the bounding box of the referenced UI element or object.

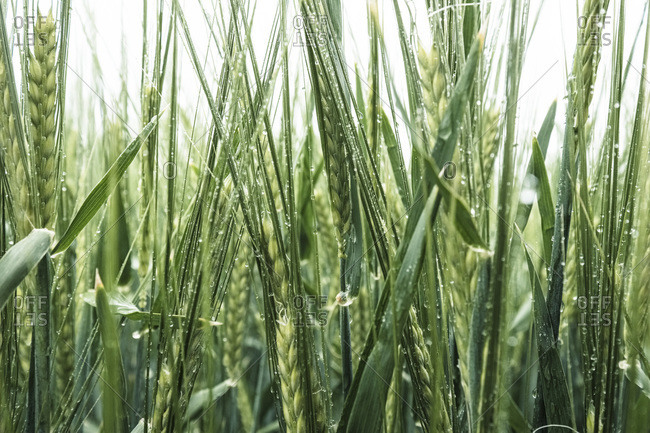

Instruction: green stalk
[478,1,525,430]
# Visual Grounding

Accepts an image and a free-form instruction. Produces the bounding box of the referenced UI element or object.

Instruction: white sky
[9,0,648,168]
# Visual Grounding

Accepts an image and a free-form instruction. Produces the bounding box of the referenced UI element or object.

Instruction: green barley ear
[418,44,447,140]
[351,286,371,361]
[626,173,650,363]
[224,244,250,378]
[223,242,254,431]
[479,107,500,183]
[53,248,76,416]
[152,366,172,433]
[262,209,325,431]
[262,219,304,431]
[406,306,438,428]
[138,85,156,288]
[28,10,57,230]
[1,50,32,237]
[318,75,351,258]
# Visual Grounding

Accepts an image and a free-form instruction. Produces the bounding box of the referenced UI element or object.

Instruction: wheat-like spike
[408,307,434,412]
[571,0,610,148]
[53,250,75,416]
[418,44,447,140]
[262,218,306,432]
[575,0,610,117]
[152,366,172,433]
[351,286,371,362]
[315,189,339,276]
[479,108,500,185]
[276,319,305,433]
[28,10,57,230]
[561,231,578,332]
[223,242,254,431]
[301,1,351,257]
[1,50,32,237]
[625,173,650,361]
[138,86,156,296]
[447,232,477,409]
[224,249,250,377]
[318,74,351,258]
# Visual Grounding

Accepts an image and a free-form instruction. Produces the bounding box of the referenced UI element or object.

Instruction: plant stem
[340,257,352,396]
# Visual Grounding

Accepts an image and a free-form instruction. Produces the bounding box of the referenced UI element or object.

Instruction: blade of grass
[530,137,555,263]
[95,274,129,433]
[52,115,159,255]
[514,100,556,231]
[523,242,574,430]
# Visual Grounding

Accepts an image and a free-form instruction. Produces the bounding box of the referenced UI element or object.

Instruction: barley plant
[2,0,650,432]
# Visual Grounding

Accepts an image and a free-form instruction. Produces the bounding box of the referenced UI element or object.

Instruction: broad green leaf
[0,229,54,310]
[52,116,159,255]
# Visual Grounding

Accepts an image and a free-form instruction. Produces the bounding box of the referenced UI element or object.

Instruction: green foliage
[1,1,649,432]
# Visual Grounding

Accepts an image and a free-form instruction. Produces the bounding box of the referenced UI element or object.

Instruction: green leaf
[503,392,532,433]
[623,358,650,401]
[380,108,410,207]
[81,290,221,328]
[0,229,54,310]
[531,137,555,263]
[130,419,145,433]
[514,100,556,230]
[345,187,438,433]
[51,116,159,255]
[523,243,574,429]
[95,276,129,433]
[420,150,489,251]
[537,100,557,156]
[431,32,485,168]
[185,379,236,421]
[25,254,53,433]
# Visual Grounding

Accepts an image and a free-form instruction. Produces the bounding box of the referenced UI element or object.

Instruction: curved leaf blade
[52,116,159,255]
